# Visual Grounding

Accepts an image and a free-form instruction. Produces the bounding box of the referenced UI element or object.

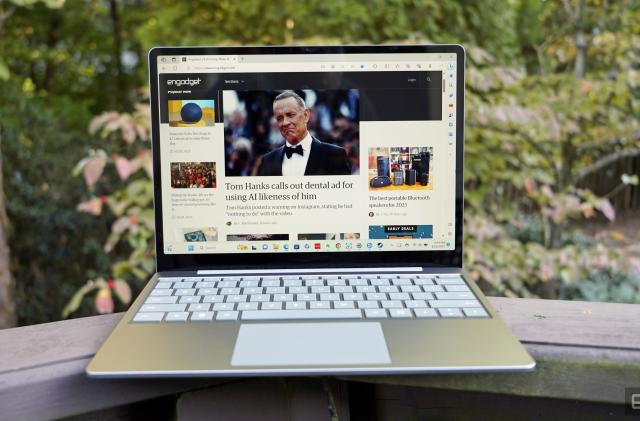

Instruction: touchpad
[231,322,391,366]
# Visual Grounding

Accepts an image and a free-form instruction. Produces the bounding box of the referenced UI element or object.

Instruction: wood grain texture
[0,297,638,420]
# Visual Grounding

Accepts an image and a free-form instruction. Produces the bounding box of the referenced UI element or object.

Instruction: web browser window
[155,52,458,254]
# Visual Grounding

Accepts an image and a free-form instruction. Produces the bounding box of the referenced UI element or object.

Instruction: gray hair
[273,90,306,110]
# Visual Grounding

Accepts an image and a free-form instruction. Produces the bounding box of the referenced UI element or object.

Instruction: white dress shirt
[281,132,312,176]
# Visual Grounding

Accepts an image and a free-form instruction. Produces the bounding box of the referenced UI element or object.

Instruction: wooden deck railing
[0,297,638,420]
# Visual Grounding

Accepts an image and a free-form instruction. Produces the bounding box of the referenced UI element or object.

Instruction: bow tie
[284,144,304,158]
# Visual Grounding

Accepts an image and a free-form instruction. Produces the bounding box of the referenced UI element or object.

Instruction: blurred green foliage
[0,0,638,323]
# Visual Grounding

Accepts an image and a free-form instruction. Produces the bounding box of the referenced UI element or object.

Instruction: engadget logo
[167,77,202,87]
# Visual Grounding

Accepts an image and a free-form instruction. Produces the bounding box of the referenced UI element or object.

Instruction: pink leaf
[112,216,132,234]
[83,155,107,186]
[114,155,139,180]
[113,279,132,304]
[596,198,616,222]
[77,198,103,215]
[121,121,137,144]
[95,288,114,314]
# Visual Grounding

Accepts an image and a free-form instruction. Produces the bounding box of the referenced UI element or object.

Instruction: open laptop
[87,44,535,377]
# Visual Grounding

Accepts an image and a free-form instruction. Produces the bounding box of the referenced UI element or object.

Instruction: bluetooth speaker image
[368,146,433,191]
[168,99,215,127]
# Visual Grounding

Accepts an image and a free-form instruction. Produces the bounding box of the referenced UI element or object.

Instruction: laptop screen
[153,49,459,257]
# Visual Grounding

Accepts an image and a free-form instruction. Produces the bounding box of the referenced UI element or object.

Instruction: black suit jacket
[258,137,352,176]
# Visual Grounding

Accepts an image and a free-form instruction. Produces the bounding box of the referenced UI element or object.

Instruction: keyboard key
[320,293,340,301]
[389,309,412,318]
[343,293,363,301]
[261,280,281,287]
[174,289,196,296]
[400,285,421,293]
[132,312,164,323]
[435,278,465,285]
[289,286,309,294]
[391,279,412,286]
[438,308,464,318]
[309,301,331,309]
[266,287,286,294]
[304,279,324,287]
[333,286,354,293]
[445,285,471,292]
[202,295,224,303]
[216,311,239,321]
[371,279,390,286]
[355,286,376,293]
[327,279,346,286]
[357,301,379,309]
[140,304,186,312]
[296,294,317,301]
[364,309,388,319]
[380,301,403,309]
[283,279,302,287]
[414,279,435,286]
[463,308,489,318]
[155,282,172,289]
[405,300,428,308]
[241,276,262,281]
[435,292,475,300]
[377,286,399,293]
[389,292,410,300]
[218,280,238,288]
[213,303,235,311]
[220,288,241,295]
[188,303,211,312]
[239,280,259,288]
[237,302,259,311]
[261,302,283,310]
[150,289,173,296]
[226,295,247,303]
[178,296,201,304]
[421,285,444,293]
[414,308,439,318]
[311,286,331,293]
[249,294,271,302]
[241,309,362,320]
[243,287,263,295]
[145,296,178,304]
[428,300,481,308]
[165,312,189,322]
[412,292,434,300]
[285,302,307,310]
[172,282,194,289]
[273,294,293,302]
[195,282,215,289]
[191,311,215,322]
[334,301,355,309]
[197,288,218,295]
[365,293,386,301]
[437,274,462,278]
[347,279,368,286]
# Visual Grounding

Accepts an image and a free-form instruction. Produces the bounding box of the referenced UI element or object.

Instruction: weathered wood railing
[0,297,638,420]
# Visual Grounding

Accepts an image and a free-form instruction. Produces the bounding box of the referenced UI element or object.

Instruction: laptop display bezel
[148,44,464,271]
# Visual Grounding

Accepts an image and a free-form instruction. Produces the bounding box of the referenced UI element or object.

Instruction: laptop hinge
[197,267,424,275]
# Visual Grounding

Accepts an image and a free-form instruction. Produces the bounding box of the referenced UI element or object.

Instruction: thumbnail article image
[181,227,218,242]
[223,89,360,177]
[368,146,433,191]
[168,99,215,127]
[170,162,216,188]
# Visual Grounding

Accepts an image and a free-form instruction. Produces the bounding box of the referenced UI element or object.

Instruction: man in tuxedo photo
[258,91,352,176]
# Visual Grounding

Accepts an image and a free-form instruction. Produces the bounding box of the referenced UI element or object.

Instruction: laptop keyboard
[131,274,489,323]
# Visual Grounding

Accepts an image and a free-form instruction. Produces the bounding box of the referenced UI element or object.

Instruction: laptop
[87,44,535,377]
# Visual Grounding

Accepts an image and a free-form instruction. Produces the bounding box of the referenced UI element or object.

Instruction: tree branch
[467,121,557,172]
[574,147,640,183]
